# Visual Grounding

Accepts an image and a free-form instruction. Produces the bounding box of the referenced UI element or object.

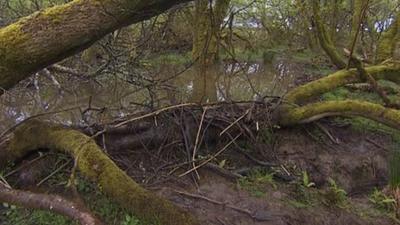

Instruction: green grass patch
[1,176,145,225]
[238,169,276,197]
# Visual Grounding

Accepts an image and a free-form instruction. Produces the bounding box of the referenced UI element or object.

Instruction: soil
[3,119,397,225]
[107,120,396,225]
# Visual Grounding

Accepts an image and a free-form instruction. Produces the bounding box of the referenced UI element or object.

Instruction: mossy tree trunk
[284,62,400,104]
[311,0,347,69]
[0,0,192,95]
[191,0,230,102]
[1,120,200,225]
[276,60,400,130]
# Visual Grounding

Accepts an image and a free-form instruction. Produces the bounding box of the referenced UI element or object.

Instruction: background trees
[0,0,399,224]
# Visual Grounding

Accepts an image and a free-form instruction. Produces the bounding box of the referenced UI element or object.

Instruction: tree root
[2,120,200,225]
[0,182,104,225]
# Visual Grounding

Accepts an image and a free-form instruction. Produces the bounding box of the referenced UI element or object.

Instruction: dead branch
[0,182,104,225]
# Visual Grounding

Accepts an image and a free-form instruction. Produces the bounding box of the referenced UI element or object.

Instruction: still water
[0,57,300,132]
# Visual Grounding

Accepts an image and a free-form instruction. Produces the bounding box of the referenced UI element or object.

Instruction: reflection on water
[0,57,300,132]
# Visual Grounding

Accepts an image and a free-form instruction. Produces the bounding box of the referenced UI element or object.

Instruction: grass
[369,188,396,213]
[1,176,145,225]
[322,84,400,141]
[390,145,400,188]
[146,52,192,67]
[238,168,276,197]
[323,178,348,208]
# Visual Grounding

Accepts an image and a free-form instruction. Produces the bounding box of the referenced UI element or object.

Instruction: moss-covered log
[2,120,200,225]
[277,100,400,129]
[0,0,191,94]
[285,62,400,104]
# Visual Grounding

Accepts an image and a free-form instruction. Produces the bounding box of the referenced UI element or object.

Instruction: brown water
[0,58,301,132]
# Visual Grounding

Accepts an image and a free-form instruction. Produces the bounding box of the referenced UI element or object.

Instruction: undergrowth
[1,175,144,225]
[238,168,276,197]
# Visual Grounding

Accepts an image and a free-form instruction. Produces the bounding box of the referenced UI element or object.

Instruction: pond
[0,56,302,132]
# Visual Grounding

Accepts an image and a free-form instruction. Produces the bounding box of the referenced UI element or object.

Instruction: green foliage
[147,52,192,67]
[4,208,73,225]
[287,171,317,208]
[1,177,146,225]
[301,171,315,188]
[369,188,396,213]
[322,81,400,104]
[289,185,316,208]
[121,215,141,225]
[323,178,348,208]
[238,169,276,197]
[259,128,275,146]
[322,87,350,101]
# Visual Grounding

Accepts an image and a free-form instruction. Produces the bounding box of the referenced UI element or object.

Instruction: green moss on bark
[5,120,200,225]
[278,100,400,130]
[311,1,346,69]
[285,62,400,104]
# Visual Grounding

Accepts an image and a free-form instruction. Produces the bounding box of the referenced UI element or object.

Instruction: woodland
[0,0,399,224]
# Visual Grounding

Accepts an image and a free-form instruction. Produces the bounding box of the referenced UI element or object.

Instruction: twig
[179,133,241,177]
[203,163,243,180]
[0,106,81,139]
[219,108,250,136]
[366,137,389,152]
[5,152,48,178]
[175,190,272,221]
[92,103,198,139]
[37,159,72,187]
[315,122,340,144]
[192,107,209,179]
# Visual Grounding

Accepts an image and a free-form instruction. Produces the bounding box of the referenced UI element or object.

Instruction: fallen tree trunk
[0,182,104,225]
[277,100,400,129]
[0,0,191,94]
[285,61,400,104]
[2,120,200,225]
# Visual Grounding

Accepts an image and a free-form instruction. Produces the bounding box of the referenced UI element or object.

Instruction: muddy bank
[100,120,395,225]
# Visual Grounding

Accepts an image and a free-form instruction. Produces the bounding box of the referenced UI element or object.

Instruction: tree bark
[191,0,230,102]
[0,183,104,225]
[311,0,346,69]
[285,62,400,104]
[277,100,400,129]
[2,120,200,225]
[0,0,192,95]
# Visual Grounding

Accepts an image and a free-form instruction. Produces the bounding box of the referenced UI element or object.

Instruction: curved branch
[2,120,199,225]
[0,0,191,94]
[278,100,400,130]
[311,0,346,69]
[0,183,104,225]
[285,62,400,104]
